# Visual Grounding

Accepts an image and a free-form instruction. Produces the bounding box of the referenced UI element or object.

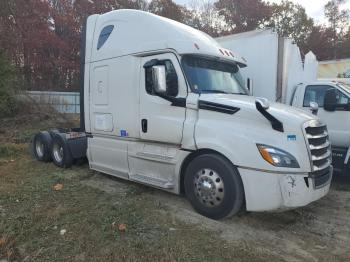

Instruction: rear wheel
[33,131,52,162]
[184,154,244,219]
[51,134,73,168]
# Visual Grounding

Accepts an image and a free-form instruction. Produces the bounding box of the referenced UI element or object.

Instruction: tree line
[0,0,349,91]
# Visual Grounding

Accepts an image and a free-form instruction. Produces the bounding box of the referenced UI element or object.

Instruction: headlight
[257,144,300,168]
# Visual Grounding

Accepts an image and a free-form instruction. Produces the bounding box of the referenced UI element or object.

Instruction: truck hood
[199,94,316,126]
[194,93,318,173]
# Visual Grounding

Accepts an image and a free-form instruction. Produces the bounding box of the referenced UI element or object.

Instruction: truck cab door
[139,53,187,144]
[126,53,187,190]
[302,84,350,148]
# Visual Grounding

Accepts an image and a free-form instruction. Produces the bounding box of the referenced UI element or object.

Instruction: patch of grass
[0,144,24,159]
[0,117,279,261]
[0,112,79,145]
[0,155,277,262]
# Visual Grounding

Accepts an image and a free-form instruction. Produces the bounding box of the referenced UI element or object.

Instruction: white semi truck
[32,10,332,219]
[217,29,350,175]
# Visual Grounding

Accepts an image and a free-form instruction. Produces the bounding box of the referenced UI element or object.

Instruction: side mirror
[324,89,337,112]
[152,65,167,94]
[246,78,253,95]
[309,102,319,115]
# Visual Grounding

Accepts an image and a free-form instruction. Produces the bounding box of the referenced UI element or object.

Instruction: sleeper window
[97,25,114,50]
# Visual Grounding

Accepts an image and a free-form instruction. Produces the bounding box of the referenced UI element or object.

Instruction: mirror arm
[143,59,159,68]
[255,101,284,132]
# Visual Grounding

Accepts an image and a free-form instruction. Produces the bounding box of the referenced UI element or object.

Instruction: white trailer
[216,29,316,104]
[32,10,332,219]
[217,29,350,175]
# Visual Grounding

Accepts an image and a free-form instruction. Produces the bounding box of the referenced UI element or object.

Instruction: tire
[51,134,73,168]
[49,129,60,136]
[184,154,244,220]
[33,131,52,162]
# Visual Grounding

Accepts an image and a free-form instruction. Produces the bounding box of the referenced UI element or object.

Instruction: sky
[173,0,350,24]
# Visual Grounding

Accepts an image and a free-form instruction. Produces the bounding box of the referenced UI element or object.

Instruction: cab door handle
[141,119,148,133]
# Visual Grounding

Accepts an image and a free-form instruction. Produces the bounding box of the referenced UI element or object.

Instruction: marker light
[257,144,300,168]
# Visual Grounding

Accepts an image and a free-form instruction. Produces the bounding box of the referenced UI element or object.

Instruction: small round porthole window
[97,25,114,50]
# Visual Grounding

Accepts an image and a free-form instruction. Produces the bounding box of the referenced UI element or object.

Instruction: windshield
[337,83,350,95]
[182,55,248,95]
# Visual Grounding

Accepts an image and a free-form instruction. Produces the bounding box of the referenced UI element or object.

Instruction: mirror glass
[324,88,337,111]
[152,65,167,94]
[246,78,253,95]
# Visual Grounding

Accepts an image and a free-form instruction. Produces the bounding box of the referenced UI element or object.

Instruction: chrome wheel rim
[35,140,44,158]
[194,168,225,207]
[53,143,63,163]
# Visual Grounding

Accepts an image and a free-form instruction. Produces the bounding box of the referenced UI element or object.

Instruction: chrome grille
[304,120,332,172]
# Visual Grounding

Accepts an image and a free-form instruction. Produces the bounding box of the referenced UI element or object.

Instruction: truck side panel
[88,136,129,179]
[86,54,140,174]
[88,55,140,138]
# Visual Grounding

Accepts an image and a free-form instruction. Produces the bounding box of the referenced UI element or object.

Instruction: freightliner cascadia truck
[32,10,332,219]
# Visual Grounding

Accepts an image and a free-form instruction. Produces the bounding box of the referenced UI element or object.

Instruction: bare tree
[324,0,350,58]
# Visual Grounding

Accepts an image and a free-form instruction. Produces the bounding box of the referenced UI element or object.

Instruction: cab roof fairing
[85,9,247,67]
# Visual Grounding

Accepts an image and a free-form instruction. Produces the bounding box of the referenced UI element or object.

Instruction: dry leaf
[53,183,63,191]
[118,223,127,232]
[0,236,7,247]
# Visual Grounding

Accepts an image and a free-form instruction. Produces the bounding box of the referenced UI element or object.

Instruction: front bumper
[238,166,332,212]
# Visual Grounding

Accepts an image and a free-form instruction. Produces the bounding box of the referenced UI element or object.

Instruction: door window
[303,85,330,107]
[336,91,349,105]
[145,60,178,97]
[304,85,350,108]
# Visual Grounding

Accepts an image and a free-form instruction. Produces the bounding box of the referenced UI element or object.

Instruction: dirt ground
[1,114,350,261]
[83,173,350,262]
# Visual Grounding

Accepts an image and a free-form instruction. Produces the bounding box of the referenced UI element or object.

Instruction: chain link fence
[26,91,80,114]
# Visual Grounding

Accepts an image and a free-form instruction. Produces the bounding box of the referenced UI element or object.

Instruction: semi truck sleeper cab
[32,10,332,219]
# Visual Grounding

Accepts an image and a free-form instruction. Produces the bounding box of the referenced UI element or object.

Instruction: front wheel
[184,154,244,219]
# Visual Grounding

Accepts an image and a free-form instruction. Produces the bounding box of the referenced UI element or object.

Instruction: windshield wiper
[200,90,229,94]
